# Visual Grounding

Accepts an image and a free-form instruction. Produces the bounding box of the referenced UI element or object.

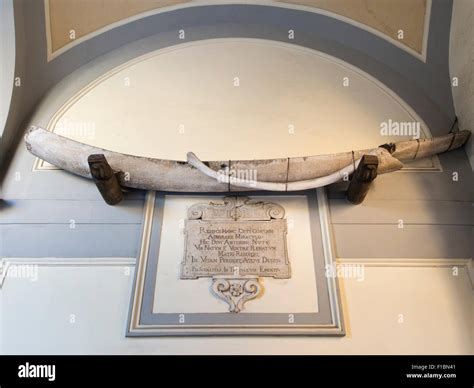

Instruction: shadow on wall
[0,0,15,140]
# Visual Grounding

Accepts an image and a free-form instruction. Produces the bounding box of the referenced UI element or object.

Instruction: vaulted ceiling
[46,0,428,58]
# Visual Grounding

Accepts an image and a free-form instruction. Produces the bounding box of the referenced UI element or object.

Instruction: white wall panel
[44,39,432,163]
[1,261,471,354]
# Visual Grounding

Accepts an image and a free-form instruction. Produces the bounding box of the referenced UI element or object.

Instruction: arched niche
[31,38,438,170]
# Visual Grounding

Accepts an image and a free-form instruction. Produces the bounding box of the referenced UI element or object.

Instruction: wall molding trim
[2,257,471,290]
[337,257,474,289]
[0,257,136,289]
[337,258,471,267]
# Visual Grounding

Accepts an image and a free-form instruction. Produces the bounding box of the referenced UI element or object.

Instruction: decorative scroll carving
[187,196,285,221]
[211,276,262,313]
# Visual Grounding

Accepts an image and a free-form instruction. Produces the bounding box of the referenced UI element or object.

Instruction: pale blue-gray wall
[0,0,472,260]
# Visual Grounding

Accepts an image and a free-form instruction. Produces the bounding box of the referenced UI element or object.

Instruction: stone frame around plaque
[126,189,345,336]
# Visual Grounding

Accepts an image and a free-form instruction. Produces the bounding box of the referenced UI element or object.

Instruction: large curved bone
[24,126,470,192]
[187,151,367,190]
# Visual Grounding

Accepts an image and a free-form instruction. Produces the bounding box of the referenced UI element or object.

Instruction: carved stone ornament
[181,196,291,312]
[211,276,261,313]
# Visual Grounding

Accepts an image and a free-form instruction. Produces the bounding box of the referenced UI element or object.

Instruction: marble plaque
[182,220,290,279]
[127,191,345,336]
[180,196,291,312]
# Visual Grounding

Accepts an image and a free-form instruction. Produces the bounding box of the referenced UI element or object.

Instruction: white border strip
[316,187,343,332]
[129,191,156,332]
